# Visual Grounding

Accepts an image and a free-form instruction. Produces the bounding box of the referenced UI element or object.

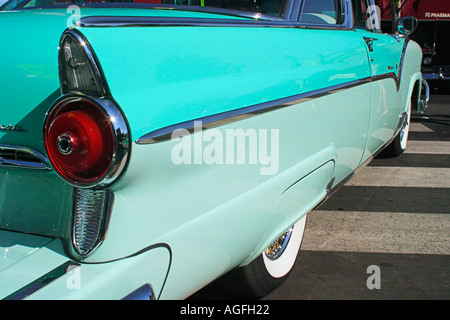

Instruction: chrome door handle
[363,37,377,52]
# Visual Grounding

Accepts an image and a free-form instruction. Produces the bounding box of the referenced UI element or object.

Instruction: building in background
[376,0,450,91]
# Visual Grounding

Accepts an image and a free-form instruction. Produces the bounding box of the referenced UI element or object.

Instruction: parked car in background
[378,0,450,91]
[0,0,428,300]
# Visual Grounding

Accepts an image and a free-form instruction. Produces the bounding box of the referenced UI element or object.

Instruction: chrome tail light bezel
[46,28,132,259]
[44,94,131,189]
[45,27,131,189]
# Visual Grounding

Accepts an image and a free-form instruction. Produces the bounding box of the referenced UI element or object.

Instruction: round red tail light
[44,95,130,187]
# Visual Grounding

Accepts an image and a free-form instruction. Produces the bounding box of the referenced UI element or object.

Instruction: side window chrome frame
[294,0,353,30]
[281,0,296,22]
[351,0,383,33]
[77,0,300,28]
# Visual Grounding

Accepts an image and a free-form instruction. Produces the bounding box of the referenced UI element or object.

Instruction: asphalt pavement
[264,92,450,300]
[190,92,450,300]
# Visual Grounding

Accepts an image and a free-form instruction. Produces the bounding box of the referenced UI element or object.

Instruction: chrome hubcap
[400,119,408,141]
[400,107,411,150]
[264,227,293,260]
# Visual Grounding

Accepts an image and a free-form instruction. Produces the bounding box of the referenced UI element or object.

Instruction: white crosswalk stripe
[302,211,450,255]
[405,140,450,154]
[346,166,450,188]
[410,122,435,132]
[302,134,450,256]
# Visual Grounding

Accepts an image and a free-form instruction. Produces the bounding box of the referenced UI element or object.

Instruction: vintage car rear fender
[0,7,250,156]
[0,230,67,299]
[0,12,65,154]
[77,25,372,141]
[76,23,373,296]
[87,83,367,264]
[85,84,372,298]
[0,11,71,237]
[0,8,256,237]
[24,244,171,300]
[0,230,171,300]
[243,159,335,266]
[104,147,337,299]
[399,40,424,113]
[0,8,248,153]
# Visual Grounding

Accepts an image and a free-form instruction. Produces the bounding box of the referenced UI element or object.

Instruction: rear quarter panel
[78,25,374,297]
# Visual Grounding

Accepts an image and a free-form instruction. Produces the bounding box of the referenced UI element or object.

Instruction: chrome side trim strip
[3,261,80,300]
[137,77,374,144]
[75,4,284,23]
[74,0,353,29]
[76,16,292,28]
[372,72,399,91]
[0,144,50,170]
[137,40,411,145]
[76,16,353,30]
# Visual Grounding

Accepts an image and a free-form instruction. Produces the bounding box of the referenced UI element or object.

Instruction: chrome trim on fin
[136,77,373,144]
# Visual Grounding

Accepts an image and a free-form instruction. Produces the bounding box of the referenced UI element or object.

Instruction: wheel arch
[399,39,423,113]
[408,73,423,113]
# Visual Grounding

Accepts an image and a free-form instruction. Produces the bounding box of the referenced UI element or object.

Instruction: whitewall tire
[262,216,307,279]
[380,100,412,158]
[217,215,307,298]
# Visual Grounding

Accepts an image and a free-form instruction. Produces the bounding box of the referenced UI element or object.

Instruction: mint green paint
[0,231,52,274]
[0,234,67,299]
[399,41,423,113]
[356,29,403,159]
[0,7,424,299]
[361,37,423,162]
[246,159,335,266]
[0,8,247,151]
[96,83,370,298]
[0,231,170,300]
[80,26,372,140]
[0,167,73,237]
[26,243,171,300]
[0,11,63,153]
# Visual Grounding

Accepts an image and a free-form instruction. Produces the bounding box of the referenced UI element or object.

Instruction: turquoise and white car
[0,0,428,300]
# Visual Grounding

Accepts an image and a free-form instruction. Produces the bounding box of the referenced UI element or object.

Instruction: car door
[295,0,372,183]
[352,0,404,161]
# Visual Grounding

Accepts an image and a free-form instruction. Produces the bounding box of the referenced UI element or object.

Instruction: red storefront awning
[376,0,450,20]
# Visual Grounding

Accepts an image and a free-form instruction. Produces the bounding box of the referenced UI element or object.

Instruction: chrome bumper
[423,72,448,81]
[419,79,430,113]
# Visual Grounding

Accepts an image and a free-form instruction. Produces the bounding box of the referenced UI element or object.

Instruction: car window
[299,0,344,25]
[352,0,380,30]
[0,0,286,18]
